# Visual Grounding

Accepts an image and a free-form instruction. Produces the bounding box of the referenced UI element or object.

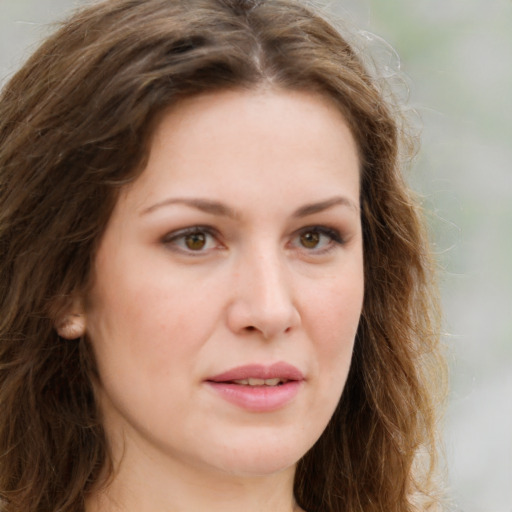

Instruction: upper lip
[207,362,304,383]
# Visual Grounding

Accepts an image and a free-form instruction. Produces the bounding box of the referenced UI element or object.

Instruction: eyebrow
[293,196,360,217]
[141,198,239,218]
[140,196,359,218]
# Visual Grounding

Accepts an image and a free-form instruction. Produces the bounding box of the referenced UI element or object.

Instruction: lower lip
[206,381,302,412]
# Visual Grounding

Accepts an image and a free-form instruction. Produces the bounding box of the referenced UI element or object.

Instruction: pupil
[185,232,206,250]
[301,231,319,248]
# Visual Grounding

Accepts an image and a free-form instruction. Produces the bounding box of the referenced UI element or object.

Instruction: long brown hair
[0,0,446,510]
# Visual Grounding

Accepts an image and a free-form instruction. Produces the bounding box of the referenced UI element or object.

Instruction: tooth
[231,378,287,386]
[248,378,265,386]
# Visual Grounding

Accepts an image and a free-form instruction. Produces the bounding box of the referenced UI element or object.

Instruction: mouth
[205,362,304,412]
[207,361,304,383]
[229,377,290,386]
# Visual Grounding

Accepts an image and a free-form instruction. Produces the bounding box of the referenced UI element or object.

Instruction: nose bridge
[249,244,288,306]
[228,238,300,338]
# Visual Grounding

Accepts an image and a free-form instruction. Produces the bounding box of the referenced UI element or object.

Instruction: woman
[0,0,446,511]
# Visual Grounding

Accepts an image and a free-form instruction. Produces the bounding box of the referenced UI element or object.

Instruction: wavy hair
[0,0,446,510]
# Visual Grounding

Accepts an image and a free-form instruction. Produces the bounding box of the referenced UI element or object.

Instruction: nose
[226,249,301,340]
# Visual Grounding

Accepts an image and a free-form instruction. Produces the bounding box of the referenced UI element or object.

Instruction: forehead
[117,88,361,216]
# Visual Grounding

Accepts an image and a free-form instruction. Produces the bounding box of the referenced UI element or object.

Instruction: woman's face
[84,89,364,478]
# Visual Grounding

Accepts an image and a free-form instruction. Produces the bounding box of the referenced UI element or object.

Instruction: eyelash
[161,225,345,256]
[161,226,222,256]
[291,226,345,254]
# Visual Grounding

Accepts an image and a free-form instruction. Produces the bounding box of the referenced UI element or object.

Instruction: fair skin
[76,88,364,512]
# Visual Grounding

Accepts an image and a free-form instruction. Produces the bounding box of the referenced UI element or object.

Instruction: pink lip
[205,362,304,412]
[208,362,304,382]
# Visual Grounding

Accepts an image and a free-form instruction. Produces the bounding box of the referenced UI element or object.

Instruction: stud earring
[56,314,86,340]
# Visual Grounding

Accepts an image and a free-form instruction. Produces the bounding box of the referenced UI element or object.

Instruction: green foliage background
[1,1,511,510]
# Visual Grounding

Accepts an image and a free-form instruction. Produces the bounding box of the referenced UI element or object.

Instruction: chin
[202,430,313,478]
[217,456,298,478]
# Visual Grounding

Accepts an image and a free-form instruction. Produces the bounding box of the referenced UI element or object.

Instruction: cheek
[85,281,209,430]
[292,273,363,446]
[85,260,227,386]
[310,271,364,336]
[305,271,364,382]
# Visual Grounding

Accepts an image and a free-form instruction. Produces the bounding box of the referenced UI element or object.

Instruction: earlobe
[54,297,86,340]
[55,313,86,340]
[56,313,85,339]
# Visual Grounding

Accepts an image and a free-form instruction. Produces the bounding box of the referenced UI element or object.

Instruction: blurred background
[1,1,511,510]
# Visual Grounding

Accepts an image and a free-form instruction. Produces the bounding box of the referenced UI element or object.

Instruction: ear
[54,297,86,340]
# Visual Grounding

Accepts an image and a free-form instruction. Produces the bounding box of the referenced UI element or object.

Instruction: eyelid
[301,225,344,244]
[290,225,345,254]
[161,225,223,254]
[160,224,347,257]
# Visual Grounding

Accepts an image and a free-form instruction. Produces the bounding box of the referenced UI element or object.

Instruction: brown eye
[185,232,207,250]
[300,231,320,249]
[293,226,344,254]
[163,226,221,255]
